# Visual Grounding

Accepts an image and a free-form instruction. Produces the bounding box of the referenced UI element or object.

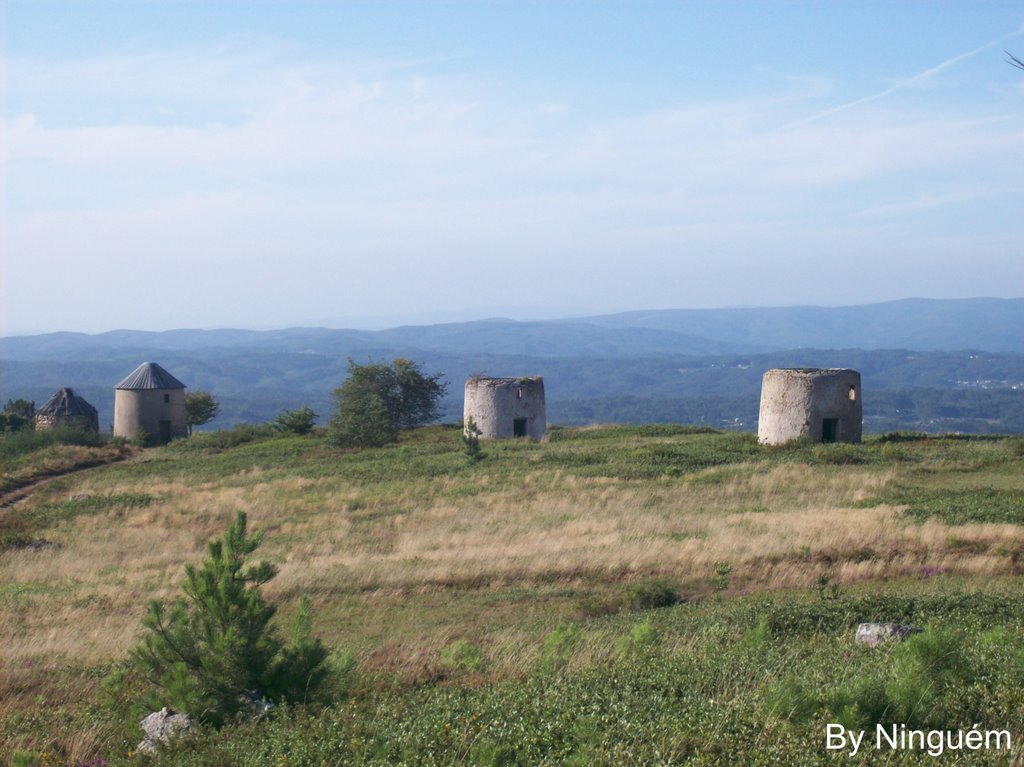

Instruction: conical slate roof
[115,362,186,391]
[37,387,98,417]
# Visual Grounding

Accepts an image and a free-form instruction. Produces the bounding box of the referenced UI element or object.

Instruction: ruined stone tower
[463,376,546,440]
[113,362,188,444]
[757,368,862,445]
[34,387,99,433]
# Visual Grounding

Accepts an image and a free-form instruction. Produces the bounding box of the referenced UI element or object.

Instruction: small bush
[771,627,978,731]
[614,617,661,658]
[0,426,107,460]
[713,561,732,591]
[540,621,581,674]
[624,577,679,611]
[816,572,842,601]
[469,738,518,767]
[576,593,621,619]
[272,406,318,436]
[879,442,905,462]
[875,432,930,444]
[171,424,278,451]
[461,417,485,463]
[439,639,485,674]
[765,675,819,722]
[886,627,972,727]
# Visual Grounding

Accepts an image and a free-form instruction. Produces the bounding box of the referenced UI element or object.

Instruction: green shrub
[771,627,978,731]
[764,675,819,723]
[614,617,661,658]
[0,425,107,459]
[886,627,972,727]
[130,512,331,726]
[576,593,621,619]
[131,428,154,448]
[272,406,319,436]
[11,750,38,767]
[540,621,581,675]
[171,424,278,451]
[625,577,679,611]
[461,417,485,463]
[879,442,905,462]
[874,432,930,443]
[827,675,891,731]
[439,639,485,674]
[816,572,842,601]
[713,561,732,591]
[469,737,518,767]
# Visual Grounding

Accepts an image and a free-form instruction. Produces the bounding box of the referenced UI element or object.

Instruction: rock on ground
[137,707,193,753]
[855,622,922,647]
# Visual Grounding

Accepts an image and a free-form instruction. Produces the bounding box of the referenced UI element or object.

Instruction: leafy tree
[185,391,220,435]
[389,358,447,429]
[0,413,28,433]
[0,399,35,433]
[272,406,318,435]
[327,358,447,448]
[328,381,396,448]
[4,399,35,420]
[131,512,330,726]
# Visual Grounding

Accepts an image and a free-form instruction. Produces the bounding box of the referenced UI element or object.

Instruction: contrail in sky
[790,26,1024,127]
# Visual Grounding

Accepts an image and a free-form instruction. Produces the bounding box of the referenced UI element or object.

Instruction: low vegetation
[2,425,1024,764]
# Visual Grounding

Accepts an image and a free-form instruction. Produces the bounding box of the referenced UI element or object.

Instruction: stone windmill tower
[113,362,188,444]
[34,388,99,433]
[463,375,546,440]
[757,368,862,445]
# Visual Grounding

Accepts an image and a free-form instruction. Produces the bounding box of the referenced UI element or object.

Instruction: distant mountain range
[2,298,1023,434]
[4,297,1024,361]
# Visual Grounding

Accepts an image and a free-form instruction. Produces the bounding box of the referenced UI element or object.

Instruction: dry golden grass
[2,432,1023,680]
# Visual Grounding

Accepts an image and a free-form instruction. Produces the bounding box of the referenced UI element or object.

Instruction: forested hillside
[3,299,1023,434]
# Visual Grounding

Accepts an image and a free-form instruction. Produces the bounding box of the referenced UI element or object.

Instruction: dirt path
[0,450,134,509]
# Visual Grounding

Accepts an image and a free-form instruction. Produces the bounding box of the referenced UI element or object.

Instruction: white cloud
[4,41,1024,332]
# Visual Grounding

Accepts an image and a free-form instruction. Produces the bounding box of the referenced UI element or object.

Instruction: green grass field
[3,425,1024,765]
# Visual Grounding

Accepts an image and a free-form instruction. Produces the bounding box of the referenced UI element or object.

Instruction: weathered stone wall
[113,388,188,442]
[34,413,100,433]
[464,376,546,440]
[757,368,862,445]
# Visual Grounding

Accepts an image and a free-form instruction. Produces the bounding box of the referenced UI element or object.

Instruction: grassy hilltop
[3,425,1024,765]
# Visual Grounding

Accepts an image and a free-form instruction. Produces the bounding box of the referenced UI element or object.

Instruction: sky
[2,1,1023,334]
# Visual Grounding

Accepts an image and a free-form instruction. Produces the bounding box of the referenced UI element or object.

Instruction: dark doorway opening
[821,418,838,443]
[513,418,527,437]
[159,420,172,444]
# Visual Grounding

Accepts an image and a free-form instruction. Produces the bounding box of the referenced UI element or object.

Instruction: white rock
[855,622,921,647]
[137,707,192,753]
